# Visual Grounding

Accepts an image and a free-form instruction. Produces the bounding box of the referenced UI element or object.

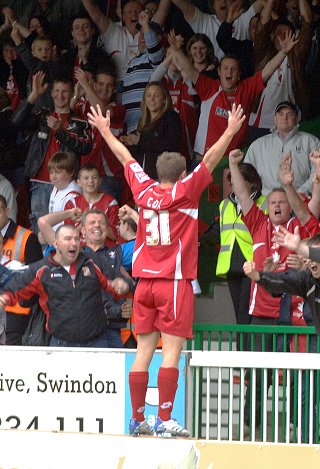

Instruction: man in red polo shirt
[168,29,298,157]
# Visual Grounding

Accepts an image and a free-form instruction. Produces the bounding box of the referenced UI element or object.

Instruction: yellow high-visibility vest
[216,196,267,278]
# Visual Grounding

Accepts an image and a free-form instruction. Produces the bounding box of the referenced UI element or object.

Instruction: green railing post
[189,323,318,443]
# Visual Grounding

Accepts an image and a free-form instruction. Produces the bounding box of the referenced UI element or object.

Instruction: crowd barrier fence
[186,324,320,444]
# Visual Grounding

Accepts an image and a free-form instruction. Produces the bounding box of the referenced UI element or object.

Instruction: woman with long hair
[121,81,182,179]
[186,33,218,79]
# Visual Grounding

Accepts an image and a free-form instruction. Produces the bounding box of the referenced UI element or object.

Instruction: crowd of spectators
[0,0,319,359]
[0,0,320,442]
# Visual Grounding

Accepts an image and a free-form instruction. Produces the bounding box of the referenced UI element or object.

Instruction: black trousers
[227,276,251,351]
[5,312,29,345]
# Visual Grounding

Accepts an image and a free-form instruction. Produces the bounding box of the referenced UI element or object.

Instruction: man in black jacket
[0,224,129,347]
[12,71,93,233]
[58,13,115,80]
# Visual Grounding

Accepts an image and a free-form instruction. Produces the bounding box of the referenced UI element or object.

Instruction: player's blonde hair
[156,152,186,183]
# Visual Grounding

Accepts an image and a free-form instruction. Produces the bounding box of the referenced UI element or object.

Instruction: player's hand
[87,105,110,132]
[119,204,133,221]
[272,225,301,252]
[227,103,245,135]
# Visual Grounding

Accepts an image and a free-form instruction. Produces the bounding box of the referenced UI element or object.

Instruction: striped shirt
[121,30,164,133]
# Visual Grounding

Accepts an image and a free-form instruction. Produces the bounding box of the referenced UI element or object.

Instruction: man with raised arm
[82,0,170,82]
[229,148,320,432]
[171,0,264,60]
[87,102,245,437]
[168,27,298,157]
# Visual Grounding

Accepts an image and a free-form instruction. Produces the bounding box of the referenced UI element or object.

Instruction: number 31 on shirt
[143,209,171,246]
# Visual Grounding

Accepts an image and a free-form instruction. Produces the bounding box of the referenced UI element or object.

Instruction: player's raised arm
[202,104,245,173]
[87,105,134,167]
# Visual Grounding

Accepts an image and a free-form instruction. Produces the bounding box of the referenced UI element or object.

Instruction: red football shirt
[243,203,320,318]
[125,160,212,279]
[194,72,265,155]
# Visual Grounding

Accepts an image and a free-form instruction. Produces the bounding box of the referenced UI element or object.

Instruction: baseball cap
[274,101,298,114]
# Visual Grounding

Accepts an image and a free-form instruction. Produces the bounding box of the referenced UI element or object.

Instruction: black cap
[274,101,298,114]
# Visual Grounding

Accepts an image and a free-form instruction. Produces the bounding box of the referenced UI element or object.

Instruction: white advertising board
[0,347,187,437]
[0,347,125,434]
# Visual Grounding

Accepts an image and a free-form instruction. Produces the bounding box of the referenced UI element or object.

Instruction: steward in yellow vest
[216,193,267,278]
[214,163,267,351]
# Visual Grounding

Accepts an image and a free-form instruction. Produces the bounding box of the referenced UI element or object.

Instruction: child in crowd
[117,204,138,276]
[48,152,81,229]
[11,27,59,108]
[65,164,119,247]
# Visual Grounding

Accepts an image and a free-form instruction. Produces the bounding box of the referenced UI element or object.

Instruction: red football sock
[157,367,179,421]
[129,371,149,422]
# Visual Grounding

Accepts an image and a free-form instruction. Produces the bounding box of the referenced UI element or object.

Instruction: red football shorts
[133,278,194,338]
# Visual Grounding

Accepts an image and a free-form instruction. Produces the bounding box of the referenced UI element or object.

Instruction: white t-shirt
[188,4,255,60]
[49,180,81,230]
[99,21,139,80]
[249,56,294,130]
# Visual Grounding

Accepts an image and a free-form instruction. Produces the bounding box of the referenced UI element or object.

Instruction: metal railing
[187,324,320,353]
[186,324,320,443]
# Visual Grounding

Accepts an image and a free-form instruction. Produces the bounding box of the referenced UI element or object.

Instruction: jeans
[49,330,110,348]
[30,181,53,234]
[105,328,123,348]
